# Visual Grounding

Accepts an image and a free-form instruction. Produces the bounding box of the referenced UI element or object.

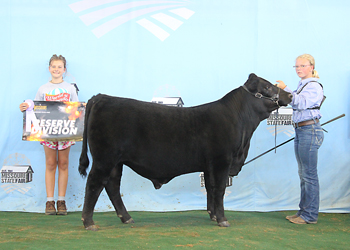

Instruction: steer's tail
[78,96,94,177]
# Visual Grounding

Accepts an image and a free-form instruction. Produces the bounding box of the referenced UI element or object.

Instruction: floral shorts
[40,141,75,150]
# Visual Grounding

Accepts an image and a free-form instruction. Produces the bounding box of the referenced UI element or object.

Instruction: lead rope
[274,88,281,153]
[275,108,278,153]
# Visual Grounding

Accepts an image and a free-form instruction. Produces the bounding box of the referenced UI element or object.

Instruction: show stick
[243,114,345,165]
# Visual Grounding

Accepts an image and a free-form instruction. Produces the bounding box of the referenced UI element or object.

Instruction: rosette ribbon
[25,99,40,133]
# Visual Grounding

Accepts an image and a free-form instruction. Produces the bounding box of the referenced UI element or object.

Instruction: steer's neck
[222,87,275,136]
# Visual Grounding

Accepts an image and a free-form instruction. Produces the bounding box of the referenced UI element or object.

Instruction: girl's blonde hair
[296,54,319,78]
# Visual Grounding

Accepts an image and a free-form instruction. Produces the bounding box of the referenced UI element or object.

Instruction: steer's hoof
[85,225,99,231]
[211,215,217,222]
[218,221,230,227]
[124,218,135,224]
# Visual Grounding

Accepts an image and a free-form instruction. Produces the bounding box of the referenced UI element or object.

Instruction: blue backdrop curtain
[1,0,349,213]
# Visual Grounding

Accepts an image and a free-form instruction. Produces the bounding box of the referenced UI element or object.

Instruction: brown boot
[289,216,307,224]
[57,200,67,215]
[286,214,298,221]
[45,201,56,215]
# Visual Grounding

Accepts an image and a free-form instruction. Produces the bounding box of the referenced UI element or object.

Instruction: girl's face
[295,58,314,80]
[49,60,66,81]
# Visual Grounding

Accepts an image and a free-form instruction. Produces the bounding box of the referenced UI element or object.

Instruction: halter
[242,84,281,153]
[242,85,280,108]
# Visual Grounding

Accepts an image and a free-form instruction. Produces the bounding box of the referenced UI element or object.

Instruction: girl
[276,54,324,224]
[19,54,79,215]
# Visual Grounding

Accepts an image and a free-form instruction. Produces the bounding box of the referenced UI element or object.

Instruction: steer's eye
[264,86,271,92]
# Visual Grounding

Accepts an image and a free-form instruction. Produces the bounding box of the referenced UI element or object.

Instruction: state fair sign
[22,101,85,141]
[266,107,293,126]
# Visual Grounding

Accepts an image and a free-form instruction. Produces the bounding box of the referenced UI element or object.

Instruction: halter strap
[242,85,280,153]
[242,85,280,108]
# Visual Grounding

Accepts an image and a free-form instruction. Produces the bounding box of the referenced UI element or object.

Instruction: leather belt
[293,119,319,128]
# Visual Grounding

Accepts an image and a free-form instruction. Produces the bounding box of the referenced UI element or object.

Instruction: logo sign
[266,107,294,137]
[22,101,85,142]
[1,153,33,194]
[267,107,293,126]
[199,172,232,187]
[1,165,34,184]
[69,0,195,41]
[151,97,184,107]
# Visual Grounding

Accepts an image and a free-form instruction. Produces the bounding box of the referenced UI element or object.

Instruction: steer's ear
[248,73,257,79]
[245,73,259,92]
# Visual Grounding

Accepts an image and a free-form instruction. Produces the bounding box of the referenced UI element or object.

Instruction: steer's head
[243,73,292,113]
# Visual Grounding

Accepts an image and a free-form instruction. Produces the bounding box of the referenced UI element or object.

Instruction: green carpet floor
[0,210,349,249]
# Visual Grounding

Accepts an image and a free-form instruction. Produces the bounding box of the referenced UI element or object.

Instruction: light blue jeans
[294,122,324,223]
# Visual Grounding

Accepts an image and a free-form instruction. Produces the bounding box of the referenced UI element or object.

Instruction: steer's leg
[213,169,230,227]
[213,184,229,227]
[204,172,217,222]
[105,163,134,224]
[205,162,230,227]
[81,161,112,231]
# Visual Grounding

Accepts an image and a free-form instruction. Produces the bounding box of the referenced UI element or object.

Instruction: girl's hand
[19,102,29,112]
[275,80,286,89]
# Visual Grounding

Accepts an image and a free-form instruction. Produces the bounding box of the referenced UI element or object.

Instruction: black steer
[79,73,292,230]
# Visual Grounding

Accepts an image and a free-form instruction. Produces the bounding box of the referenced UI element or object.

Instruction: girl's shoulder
[301,78,322,88]
[40,81,73,88]
[36,81,52,92]
[37,81,76,95]
[38,81,52,87]
[306,79,322,90]
[297,79,323,94]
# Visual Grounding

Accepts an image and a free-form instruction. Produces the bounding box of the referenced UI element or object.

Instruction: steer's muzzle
[278,91,293,107]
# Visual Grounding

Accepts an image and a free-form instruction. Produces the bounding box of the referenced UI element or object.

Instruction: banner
[22,101,85,142]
